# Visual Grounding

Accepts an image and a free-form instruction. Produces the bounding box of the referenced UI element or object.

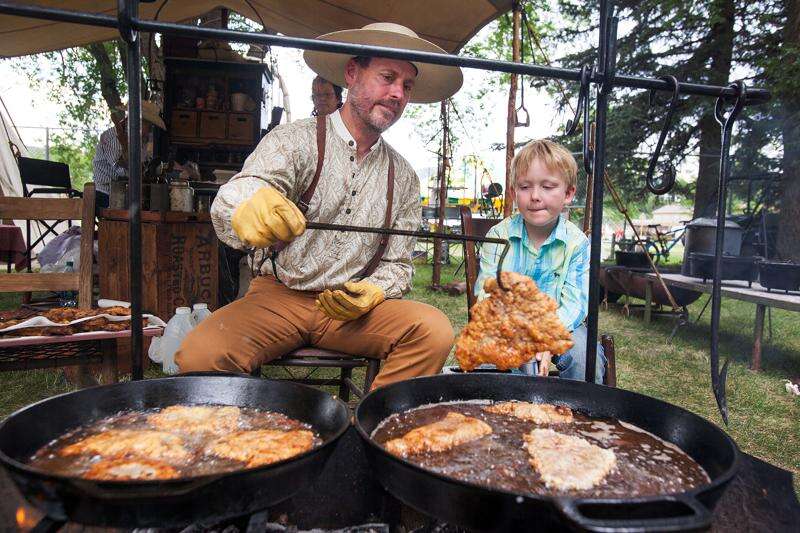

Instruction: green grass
[1,264,798,490]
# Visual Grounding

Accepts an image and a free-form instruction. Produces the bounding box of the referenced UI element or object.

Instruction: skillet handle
[72,475,221,500]
[555,494,712,532]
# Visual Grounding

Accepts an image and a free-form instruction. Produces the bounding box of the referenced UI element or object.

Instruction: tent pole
[119,0,144,381]
[503,1,521,218]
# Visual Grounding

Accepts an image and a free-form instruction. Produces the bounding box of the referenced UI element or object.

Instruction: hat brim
[143,113,166,130]
[303,29,463,104]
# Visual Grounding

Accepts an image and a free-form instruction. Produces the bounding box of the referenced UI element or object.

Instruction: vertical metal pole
[432,100,447,288]
[585,0,617,383]
[120,0,143,381]
[503,1,521,218]
[45,127,50,160]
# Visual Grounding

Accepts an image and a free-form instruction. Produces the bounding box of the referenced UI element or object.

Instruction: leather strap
[357,157,394,279]
[270,115,395,281]
[297,115,327,213]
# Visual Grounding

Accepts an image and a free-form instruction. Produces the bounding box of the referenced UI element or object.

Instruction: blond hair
[510,139,578,189]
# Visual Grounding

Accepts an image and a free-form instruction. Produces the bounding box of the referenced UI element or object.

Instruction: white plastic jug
[190,303,212,326]
[148,307,194,374]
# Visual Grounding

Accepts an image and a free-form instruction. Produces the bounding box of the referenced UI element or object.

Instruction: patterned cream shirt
[211,110,421,298]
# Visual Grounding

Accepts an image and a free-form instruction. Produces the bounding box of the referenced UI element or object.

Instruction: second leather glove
[316,281,385,321]
[231,186,306,248]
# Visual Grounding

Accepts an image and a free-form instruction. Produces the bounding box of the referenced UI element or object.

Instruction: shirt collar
[509,213,567,247]
[330,110,381,153]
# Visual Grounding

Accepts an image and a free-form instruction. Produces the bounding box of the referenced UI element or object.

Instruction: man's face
[345,57,417,133]
[312,79,340,116]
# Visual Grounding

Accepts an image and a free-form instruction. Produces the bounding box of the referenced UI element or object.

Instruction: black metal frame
[0,0,769,420]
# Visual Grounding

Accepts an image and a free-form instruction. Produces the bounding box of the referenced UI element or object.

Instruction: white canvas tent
[0,98,25,199]
[0,0,513,57]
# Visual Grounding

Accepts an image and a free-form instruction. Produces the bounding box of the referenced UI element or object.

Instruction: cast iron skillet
[0,374,349,528]
[355,373,739,532]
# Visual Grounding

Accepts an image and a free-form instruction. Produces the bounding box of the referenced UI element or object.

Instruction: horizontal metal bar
[0,1,118,29]
[0,1,770,103]
[305,221,508,245]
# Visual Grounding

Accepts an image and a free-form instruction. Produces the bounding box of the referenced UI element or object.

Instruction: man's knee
[410,304,455,361]
[174,321,245,373]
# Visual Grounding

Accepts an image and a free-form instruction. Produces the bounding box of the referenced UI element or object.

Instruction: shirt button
[349,156,355,162]
[348,140,354,146]
[345,208,351,214]
[351,190,357,196]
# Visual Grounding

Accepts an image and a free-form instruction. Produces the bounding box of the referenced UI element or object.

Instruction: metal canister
[169,181,194,212]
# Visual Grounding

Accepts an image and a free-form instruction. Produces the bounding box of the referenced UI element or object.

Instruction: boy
[475,139,605,382]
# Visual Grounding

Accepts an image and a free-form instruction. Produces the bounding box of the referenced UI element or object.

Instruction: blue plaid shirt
[475,213,590,332]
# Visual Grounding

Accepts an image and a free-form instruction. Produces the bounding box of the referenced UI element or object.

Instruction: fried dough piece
[455,272,573,372]
[84,457,180,480]
[208,429,315,468]
[44,307,97,323]
[101,306,131,316]
[60,429,190,463]
[148,405,241,435]
[103,320,131,332]
[524,428,616,491]
[484,401,574,424]
[384,412,493,458]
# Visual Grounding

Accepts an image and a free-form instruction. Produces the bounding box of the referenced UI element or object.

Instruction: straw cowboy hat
[116,100,166,130]
[141,100,166,130]
[303,23,463,104]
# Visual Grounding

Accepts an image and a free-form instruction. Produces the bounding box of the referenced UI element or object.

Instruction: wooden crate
[171,110,198,138]
[228,113,254,143]
[98,216,219,321]
[199,111,226,139]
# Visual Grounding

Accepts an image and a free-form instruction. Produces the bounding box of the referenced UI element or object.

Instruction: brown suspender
[271,115,394,280]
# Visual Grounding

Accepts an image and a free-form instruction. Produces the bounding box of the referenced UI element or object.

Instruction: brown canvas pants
[175,275,454,389]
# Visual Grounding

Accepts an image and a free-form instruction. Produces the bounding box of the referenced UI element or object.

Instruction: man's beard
[348,84,402,134]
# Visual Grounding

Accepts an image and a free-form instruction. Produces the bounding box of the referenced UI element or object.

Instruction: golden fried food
[84,457,180,480]
[484,401,574,424]
[384,412,492,458]
[208,429,315,468]
[44,307,97,323]
[101,306,131,316]
[455,272,573,371]
[60,430,190,463]
[148,405,241,435]
[524,428,616,491]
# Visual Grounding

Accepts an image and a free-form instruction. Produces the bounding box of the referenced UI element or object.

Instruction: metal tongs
[248,220,512,290]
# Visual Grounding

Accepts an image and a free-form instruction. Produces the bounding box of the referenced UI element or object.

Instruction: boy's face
[512,159,576,229]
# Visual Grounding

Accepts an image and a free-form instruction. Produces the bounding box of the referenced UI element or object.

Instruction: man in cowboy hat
[176,23,462,389]
[92,100,166,208]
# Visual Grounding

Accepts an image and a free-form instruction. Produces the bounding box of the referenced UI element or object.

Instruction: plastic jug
[190,303,212,326]
[147,307,194,374]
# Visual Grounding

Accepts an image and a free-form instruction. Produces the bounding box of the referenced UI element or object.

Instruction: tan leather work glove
[315,281,385,321]
[231,187,306,248]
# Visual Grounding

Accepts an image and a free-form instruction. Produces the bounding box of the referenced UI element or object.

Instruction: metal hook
[565,65,592,136]
[709,80,747,425]
[495,241,512,291]
[645,76,680,195]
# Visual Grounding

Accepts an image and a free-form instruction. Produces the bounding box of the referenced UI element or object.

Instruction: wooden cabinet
[159,57,270,176]
[98,212,219,321]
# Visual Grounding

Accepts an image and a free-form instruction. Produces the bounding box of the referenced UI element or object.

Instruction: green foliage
[49,131,98,189]
[11,42,124,133]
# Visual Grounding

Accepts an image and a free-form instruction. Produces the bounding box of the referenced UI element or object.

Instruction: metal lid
[686,217,741,229]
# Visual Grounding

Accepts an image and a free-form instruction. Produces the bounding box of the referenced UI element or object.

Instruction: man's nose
[387,80,405,100]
